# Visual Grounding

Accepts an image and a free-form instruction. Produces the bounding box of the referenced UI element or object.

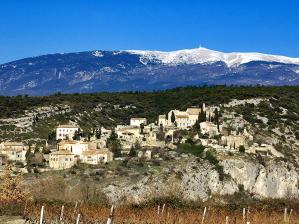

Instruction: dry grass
[16,201,299,224]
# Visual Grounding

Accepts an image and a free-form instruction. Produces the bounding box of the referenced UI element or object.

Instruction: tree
[30,152,44,167]
[25,148,32,160]
[32,115,39,125]
[129,145,137,157]
[47,131,56,143]
[140,123,145,134]
[129,141,140,157]
[73,130,81,140]
[193,120,201,131]
[239,145,246,153]
[34,146,40,154]
[171,111,176,123]
[159,123,163,132]
[214,108,220,132]
[198,111,206,123]
[0,165,29,202]
[95,128,101,139]
[106,130,122,157]
[109,141,122,157]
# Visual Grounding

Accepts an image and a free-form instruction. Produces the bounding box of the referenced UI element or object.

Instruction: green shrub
[239,145,246,153]
[177,143,205,157]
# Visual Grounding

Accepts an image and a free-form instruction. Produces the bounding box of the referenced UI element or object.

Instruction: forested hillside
[0,85,298,143]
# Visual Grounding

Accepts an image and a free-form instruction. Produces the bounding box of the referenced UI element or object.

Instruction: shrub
[177,143,205,157]
[239,145,246,153]
[205,150,219,166]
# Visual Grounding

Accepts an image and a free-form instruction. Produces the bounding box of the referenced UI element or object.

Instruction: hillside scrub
[1,86,299,142]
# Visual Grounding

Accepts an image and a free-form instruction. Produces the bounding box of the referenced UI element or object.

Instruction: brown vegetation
[16,201,299,224]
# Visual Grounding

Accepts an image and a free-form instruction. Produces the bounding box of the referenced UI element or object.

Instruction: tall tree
[214,108,220,132]
[171,111,176,123]
[106,130,122,157]
[95,128,101,139]
[73,130,81,140]
[140,123,145,134]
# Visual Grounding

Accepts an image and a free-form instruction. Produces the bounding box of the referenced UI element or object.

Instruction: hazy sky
[0,0,298,64]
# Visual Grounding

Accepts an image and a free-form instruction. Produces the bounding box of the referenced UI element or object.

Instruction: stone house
[0,142,28,162]
[56,125,80,140]
[158,115,167,127]
[100,127,112,141]
[221,135,246,149]
[49,150,76,170]
[186,107,202,124]
[158,107,202,129]
[81,148,113,165]
[200,122,221,137]
[58,140,89,156]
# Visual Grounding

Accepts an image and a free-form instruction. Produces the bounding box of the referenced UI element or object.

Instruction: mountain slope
[0,48,299,96]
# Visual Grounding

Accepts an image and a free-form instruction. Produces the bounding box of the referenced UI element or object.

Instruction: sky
[0,0,298,64]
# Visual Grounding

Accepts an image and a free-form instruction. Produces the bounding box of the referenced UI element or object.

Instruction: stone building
[49,150,76,170]
[0,142,28,162]
[58,140,89,156]
[81,148,113,165]
[200,122,221,137]
[158,107,203,129]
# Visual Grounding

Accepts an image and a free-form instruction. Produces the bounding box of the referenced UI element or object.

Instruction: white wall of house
[130,118,147,127]
[58,141,88,156]
[56,126,79,140]
[158,115,168,126]
[81,150,113,165]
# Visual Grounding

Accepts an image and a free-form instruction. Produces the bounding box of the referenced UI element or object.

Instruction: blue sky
[0,0,298,64]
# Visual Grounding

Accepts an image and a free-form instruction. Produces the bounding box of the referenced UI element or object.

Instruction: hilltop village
[0,101,284,173]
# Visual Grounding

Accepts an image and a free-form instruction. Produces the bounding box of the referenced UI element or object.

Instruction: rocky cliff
[102,157,299,204]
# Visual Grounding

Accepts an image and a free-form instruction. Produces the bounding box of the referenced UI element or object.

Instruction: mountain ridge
[0,48,299,96]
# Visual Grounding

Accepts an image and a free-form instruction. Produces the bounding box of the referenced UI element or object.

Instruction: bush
[239,145,246,153]
[177,143,205,157]
[205,150,219,166]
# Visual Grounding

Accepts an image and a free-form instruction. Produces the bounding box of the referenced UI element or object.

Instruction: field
[1,201,298,224]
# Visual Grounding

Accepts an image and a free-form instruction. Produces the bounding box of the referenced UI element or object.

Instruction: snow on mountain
[127,47,299,67]
[92,50,104,57]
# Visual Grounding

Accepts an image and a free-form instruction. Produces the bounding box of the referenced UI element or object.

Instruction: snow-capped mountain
[0,48,299,96]
[128,47,299,67]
